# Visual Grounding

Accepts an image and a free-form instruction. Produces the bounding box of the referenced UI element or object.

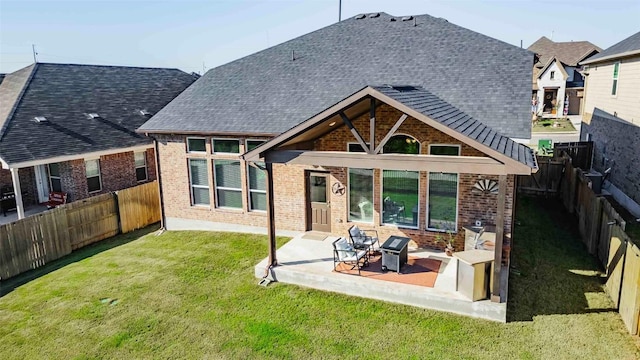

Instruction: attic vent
[34,116,48,123]
[368,13,380,18]
[389,17,396,22]
[139,110,152,116]
[88,113,100,119]
[401,16,413,21]
[354,14,366,20]
[391,85,418,92]
[439,17,448,22]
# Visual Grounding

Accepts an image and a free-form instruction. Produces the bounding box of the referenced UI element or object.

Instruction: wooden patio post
[265,161,277,267]
[491,174,507,302]
[10,168,25,219]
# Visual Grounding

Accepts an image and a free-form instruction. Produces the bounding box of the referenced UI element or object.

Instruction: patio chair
[383,197,405,222]
[348,225,380,255]
[332,237,368,275]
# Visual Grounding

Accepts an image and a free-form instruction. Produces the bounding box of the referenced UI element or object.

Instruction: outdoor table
[380,235,410,274]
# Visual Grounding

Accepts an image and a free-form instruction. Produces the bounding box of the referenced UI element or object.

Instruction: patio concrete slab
[255,233,507,322]
[0,205,48,226]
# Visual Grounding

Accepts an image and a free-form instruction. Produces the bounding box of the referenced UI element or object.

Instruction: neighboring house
[138,13,537,303]
[528,36,601,116]
[0,63,197,218]
[580,31,640,218]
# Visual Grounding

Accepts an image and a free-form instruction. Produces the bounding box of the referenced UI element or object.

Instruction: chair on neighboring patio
[348,225,379,256]
[332,237,368,275]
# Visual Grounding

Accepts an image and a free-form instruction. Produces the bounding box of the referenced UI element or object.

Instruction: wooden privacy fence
[547,154,640,335]
[517,156,564,196]
[0,181,160,280]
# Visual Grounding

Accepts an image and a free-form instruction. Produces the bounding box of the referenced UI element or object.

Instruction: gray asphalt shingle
[0,63,197,165]
[373,85,536,168]
[582,31,640,64]
[139,12,533,140]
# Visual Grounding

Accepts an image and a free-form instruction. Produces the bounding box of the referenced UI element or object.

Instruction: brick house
[528,36,601,116]
[580,31,640,218]
[138,12,537,303]
[0,63,197,218]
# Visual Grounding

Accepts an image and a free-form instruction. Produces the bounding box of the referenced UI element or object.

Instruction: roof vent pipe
[291,50,295,61]
[413,17,417,26]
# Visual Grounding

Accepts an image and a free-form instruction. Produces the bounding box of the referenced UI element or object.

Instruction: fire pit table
[380,235,410,274]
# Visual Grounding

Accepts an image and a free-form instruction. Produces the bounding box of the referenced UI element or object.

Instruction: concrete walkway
[0,205,48,226]
[255,233,507,322]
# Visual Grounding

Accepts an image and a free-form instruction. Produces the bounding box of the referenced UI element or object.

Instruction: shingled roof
[582,31,640,65]
[139,12,534,140]
[0,63,197,166]
[528,36,601,67]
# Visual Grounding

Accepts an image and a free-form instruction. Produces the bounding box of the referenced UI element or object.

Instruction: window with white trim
[48,163,62,192]
[212,139,240,154]
[187,137,206,153]
[427,172,458,231]
[214,160,242,209]
[85,159,102,193]
[134,151,147,182]
[429,144,461,156]
[189,159,210,206]
[246,140,266,211]
[611,62,620,95]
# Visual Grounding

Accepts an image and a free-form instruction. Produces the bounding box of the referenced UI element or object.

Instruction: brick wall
[156,103,516,254]
[581,113,640,205]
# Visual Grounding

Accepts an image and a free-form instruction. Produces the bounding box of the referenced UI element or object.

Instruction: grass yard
[532,117,577,132]
[1,198,639,359]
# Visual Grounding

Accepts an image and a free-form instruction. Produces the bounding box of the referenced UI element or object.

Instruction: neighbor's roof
[0,63,197,166]
[528,36,601,67]
[582,31,640,65]
[139,12,534,140]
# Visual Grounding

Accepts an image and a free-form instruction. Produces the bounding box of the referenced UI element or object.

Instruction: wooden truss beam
[373,114,407,154]
[340,112,370,154]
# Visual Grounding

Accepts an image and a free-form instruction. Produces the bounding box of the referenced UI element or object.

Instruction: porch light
[329,121,336,127]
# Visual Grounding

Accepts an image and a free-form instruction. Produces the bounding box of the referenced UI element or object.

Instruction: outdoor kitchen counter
[454,250,494,301]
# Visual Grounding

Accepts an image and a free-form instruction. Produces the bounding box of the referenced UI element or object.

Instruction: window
[612,62,620,95]
[248,164,266,211]
[347,143,369,153]
[382,170,419,228]
[429,145,460,156]
[427,172,458,231]
[550,71,555,80]
[348,168,373,223]
[212,139,240,154]
[214,160,242,208]
[48,163,62,192]
[246,140,265,152]
[382,135,420,154]
[134,152,147,182]
[187,138,206,153]
[189,159,210,206]
[85,159,102,193]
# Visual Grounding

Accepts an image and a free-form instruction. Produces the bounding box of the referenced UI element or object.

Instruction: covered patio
[254,232,508,322]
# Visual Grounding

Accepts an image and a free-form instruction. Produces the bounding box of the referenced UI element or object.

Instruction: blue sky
[1,0,638,74]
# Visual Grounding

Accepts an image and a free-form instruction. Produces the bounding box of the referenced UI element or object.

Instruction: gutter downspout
[150,135,166,230]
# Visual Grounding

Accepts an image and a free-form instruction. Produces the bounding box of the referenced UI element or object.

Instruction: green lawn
[532,118,577,132]
[1,198,639,359]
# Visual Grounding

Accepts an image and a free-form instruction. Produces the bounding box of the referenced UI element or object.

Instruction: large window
[611,62,620,96]
[247,140,266,211]
[427,172,458,231]
[214,160,242,209]
[212,139,240,154]
[248,164,266,211]
[48,163,62,192]
[189,159,210,206]
[382,170,419,228]
[382,135,420,154]
[134,152,147,182]
[348,168,373,223]
[85,159,102,193]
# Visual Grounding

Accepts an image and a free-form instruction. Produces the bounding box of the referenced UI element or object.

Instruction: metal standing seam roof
[138,12,534,140]
[582,31,640,64]
[371,85,536,169]
[0,63,197,166]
